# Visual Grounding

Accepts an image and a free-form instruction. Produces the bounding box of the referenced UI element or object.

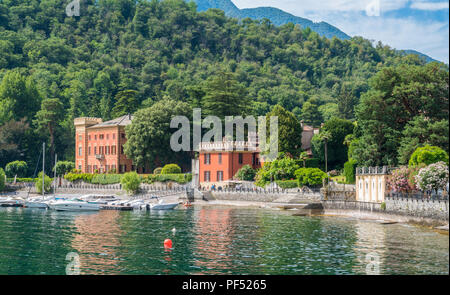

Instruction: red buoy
[164,239,173,248]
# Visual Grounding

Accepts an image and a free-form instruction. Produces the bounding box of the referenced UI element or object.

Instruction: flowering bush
[386,167,414,193]
[415,162,449,193]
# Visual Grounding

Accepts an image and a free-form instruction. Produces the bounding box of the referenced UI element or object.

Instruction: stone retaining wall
[322,197,449,221]
[210,192,321,203]
[385,196,448,221]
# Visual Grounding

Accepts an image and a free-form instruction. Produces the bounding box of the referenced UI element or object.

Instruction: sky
[231,0,449,63]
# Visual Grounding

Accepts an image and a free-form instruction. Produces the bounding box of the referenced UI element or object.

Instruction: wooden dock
[100,205,133,211]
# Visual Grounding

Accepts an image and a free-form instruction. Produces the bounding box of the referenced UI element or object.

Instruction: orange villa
[74,115,148,174]
[195,123,319,187]
[197,132,263,187]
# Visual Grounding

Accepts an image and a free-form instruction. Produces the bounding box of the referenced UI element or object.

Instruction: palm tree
[299,151,309,168]
[318,130,332,173]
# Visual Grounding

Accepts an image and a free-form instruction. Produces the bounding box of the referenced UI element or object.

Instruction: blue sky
[232,0,449,63]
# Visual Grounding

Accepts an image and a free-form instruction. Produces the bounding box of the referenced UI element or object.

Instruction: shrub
[409,145,449,167]
[54,161,75,176]
[415,162,449,193]
[153,167,163,174]
[235,165,256,181]
[255,156,300,187]
[5,161,28,178]
[161,164,182,174]
[386,167,414,193]
[120,172,141,194]
[0,168,5,191]
[343,159,357,184]
[276,180,298,189]
[91,174,122,184]
[36,172,52,194]
[381,202,386,211]
[295,168,327,187]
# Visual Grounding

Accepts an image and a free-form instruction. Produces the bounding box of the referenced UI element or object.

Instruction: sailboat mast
[53,154,57,196]
[42,142,45,198]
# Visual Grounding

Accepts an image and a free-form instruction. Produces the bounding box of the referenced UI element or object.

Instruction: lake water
[0,205,448,275]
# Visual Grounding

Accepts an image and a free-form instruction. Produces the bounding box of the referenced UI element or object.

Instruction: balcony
[95,154,105,160]
[199,141,259,152]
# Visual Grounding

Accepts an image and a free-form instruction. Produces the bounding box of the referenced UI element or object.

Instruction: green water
[0,206,448,275]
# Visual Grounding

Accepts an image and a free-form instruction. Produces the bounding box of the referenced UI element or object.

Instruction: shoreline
[194,199,449,232]
[2,191,448,232]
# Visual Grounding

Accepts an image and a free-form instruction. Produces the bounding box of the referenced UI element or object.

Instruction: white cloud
[321,13,449,63]
[232,0,409,14]
[410,1,449,10]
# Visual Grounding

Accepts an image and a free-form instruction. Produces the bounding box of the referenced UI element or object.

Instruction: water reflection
[0,207,448,275]
[70,211,123,275]
[192,207,234,274]
[355,220,386,274]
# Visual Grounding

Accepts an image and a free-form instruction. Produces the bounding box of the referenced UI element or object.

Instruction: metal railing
[386,191,448,201]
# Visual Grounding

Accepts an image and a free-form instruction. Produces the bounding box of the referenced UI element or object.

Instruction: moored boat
[148,199,179,210]
[48,198,100,211]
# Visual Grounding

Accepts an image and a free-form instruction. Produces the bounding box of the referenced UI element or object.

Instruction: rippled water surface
[0,206,448,275]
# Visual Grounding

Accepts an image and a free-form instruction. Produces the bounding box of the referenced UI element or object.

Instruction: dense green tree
[398,116,449,164]
[201,71,250,118]
[34,98,64,165]
[0,119,30,169]
[311,117,354,171]
[265,105,303,157]
[54,161,75,177]
[0,70,41,124]
[5,160,27,178]
[354,63,449,166]
[300,98,323,127]
[111,90,139,118]
[124,99,192,169]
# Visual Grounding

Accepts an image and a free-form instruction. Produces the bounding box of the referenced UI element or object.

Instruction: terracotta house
[74,115,148,174]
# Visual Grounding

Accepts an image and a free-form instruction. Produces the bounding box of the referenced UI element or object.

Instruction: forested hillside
[0,0,445,174]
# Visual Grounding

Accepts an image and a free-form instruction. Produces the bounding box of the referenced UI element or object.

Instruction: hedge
[276,180,298,189]
[343,159,357,184]
[145,173,192,184]
[7,178,39,183]
[64,172,94,183]
[91,174,122,184]
[0,168,5,191]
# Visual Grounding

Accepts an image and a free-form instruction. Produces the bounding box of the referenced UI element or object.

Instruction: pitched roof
[87,114,133,129]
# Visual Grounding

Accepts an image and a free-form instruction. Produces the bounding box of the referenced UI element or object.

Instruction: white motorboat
[48,198,100,211]
[80,194,118,204]
[148,199,179,210]
[24,197,49,209]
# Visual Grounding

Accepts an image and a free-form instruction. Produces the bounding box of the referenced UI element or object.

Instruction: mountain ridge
[190,0,437,62]
[190,0,351,40]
